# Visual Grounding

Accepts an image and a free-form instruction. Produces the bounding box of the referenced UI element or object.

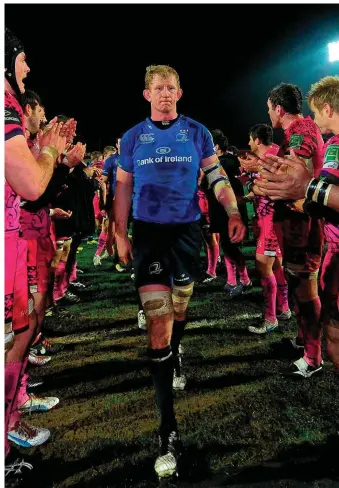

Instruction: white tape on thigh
[140,291,173,317]
[172,283,194,314]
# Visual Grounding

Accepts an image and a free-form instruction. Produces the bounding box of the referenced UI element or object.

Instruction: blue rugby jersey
[119,115,215,224]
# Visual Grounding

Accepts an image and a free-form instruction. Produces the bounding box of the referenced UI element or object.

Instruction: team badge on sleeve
[289,134,304,149]
[324,144,339,169]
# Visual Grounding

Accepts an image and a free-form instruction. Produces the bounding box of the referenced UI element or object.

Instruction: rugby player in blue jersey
[114,65,246,480]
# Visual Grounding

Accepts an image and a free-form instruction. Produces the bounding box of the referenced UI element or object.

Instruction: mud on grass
[7,243,339,488]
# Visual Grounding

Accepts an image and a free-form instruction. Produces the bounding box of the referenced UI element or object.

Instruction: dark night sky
[5,3,339,151]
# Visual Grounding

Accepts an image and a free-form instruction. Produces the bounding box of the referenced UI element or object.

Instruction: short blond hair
[145,65,180,89]
[103,146,116,157]
[91,151,102,161]
[307,76,339,113]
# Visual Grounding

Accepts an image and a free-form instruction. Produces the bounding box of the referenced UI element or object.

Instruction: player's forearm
[21,152,55,201]
[202,160,241,217]
[35,148,58,198]
[215,183,241,217]
[114,181,132,236]
[327,185,339,212]
[303,178,339,214]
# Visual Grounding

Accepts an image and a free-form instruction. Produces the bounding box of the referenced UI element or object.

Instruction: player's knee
[32,292,47,315]
[172,282,194,316]
[294,275,319,302]
[256,254,276,277]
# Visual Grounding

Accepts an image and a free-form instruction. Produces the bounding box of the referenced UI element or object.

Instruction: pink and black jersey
[320,134,339,251]
[5,90,25,233]
[253,144,280,218]
[279,116,323,177]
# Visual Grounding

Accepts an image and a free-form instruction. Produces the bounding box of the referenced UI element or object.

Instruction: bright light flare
[328,41,339,62]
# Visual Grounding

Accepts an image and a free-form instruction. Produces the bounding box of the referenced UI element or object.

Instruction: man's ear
[24,103,32,117]
[143,89,151,102]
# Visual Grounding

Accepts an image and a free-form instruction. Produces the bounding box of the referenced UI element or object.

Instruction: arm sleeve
[119,132,134,173]
[201,126,216,160]
[288,122,317,159]
[5,101,24,141]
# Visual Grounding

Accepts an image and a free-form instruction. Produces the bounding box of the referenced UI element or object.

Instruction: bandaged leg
[140,287,176,435]
[171,283,194,352]
[171,283,194,377]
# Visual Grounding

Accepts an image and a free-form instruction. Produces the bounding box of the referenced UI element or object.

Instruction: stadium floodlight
[328,41,339,62]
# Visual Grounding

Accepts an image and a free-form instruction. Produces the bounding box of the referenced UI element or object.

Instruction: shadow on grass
[188,372,267,392]
[67,441,249,488]
[40,358,149,393]
[212,434,339,487]
[45,318,141,336]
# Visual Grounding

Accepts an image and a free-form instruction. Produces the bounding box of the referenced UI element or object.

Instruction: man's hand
[252,183,267,197]
[64,142,86,167]
[51,208,72,220]
[228,214,246,243]
[238,153,260,173]
[61,119,77,144]
[116,235,133,264]
[93,168,102,178]
[255,150,312,201]
[39,119,68,156]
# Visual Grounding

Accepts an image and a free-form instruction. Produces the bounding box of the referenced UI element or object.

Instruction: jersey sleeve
[201,126,216,160]
[321,136,339,184]
[288,120,317,159]
[5,96,24,141]
[102,157,112,177]
[119,131,134,173]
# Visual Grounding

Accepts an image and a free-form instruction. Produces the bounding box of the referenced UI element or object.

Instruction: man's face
[143,75,182,114]
[15,52,30,94]
[267,98,281,129]
[249,135,257,154]
[116,138,121,154]
[28,103,45,136]
[310,100,332,134]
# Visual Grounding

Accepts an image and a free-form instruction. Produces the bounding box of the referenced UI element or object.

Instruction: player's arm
[114,168,133,236]
[201,155,241,217]
[326,184,339,212]
[256,152,339,213]
[113,133,134,263]
[102,157,111,185]
[114,168,133,263]
[201,155,246,242]
[6,135,58,201]
[5,117,70,201]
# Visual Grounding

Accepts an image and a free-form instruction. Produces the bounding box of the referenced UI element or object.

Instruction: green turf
[10,242,339,488]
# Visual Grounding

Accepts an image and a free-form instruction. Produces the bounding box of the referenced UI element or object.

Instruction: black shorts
[132,220,202,288]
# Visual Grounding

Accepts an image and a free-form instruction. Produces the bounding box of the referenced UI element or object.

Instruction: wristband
[40,145,58,161]
[226,203,241,218]
[312,180,324,203]
[305,178,318,201]
[324,184,333,207]
[49,208,55,216]
[317,181,328,206]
